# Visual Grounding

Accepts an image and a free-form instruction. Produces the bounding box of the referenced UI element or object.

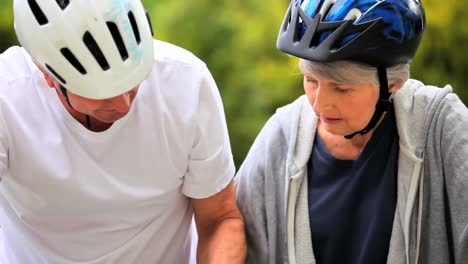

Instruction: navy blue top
[307,110,399,264]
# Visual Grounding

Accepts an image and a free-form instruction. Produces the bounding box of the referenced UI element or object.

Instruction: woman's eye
[336,87,350,93]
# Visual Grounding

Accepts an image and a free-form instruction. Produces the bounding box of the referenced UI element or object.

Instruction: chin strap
[59,85,92,129]
[344,66,393,139]
[59,85,72,107]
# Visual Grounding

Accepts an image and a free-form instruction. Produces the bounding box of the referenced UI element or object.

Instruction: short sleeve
[0,93,10,181]
[182,66,235,199]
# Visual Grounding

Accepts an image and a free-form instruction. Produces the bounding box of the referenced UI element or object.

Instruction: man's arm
[192,180,246,264]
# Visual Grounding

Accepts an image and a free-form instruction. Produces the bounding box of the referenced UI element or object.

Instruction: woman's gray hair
[298,59,410,88]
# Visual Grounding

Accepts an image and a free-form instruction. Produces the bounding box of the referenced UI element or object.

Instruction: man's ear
[389,81,404,93]
[35,63,56,88]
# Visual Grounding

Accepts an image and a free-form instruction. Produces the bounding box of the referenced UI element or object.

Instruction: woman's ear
[389,81,404,93]
[35,63,56,88]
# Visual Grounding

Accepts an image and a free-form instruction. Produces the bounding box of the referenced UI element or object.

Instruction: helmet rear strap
[344,66,392,139]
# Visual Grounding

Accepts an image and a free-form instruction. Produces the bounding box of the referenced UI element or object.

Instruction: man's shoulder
[0,47,39,104]
[0,46,35,82]
[153,40,206,69]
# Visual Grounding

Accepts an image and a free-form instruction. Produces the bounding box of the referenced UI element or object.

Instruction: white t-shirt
[0,40,235,263]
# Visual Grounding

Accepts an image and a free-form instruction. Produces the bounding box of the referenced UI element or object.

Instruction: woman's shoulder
[248,95,309,159]
[394,79,457,118]
[394,79,467,153]
[396,79,452,104]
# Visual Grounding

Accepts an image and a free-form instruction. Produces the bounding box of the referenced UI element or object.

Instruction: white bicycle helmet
[14,0,154,99]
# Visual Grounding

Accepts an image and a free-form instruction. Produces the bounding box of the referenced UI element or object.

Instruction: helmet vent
[318,0,336,19]
[45,64,66,84]
[106,22,129,61]
[344,8,362,21]
[60,48,87,74]
[83,31,110,71]
[145,11,154,36]
[28,0,48,25]
[128,11,141,44]
[55,0,70,10]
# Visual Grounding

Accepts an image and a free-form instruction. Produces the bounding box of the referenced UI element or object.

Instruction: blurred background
[1,0,467,167]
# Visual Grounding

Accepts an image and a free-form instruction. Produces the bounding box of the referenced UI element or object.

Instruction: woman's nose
[312,86,332,114]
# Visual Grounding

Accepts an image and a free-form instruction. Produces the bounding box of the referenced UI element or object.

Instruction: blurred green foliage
[1,1,467,167]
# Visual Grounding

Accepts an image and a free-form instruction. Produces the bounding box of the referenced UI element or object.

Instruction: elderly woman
[235,0,468,263]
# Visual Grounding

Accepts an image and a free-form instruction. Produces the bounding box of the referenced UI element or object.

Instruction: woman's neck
[317,114,387,160]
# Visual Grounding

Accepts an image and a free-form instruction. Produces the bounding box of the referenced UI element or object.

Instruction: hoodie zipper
[286,171,303,264]
[404,158,423,264]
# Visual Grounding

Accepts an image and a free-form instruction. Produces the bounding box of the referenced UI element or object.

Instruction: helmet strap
[344,66,392,139]
[59,85,92,129]
[86,115,91,128]
[59,85,72,108]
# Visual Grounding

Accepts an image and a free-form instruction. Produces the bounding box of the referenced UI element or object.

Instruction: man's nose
[108,92,131,112]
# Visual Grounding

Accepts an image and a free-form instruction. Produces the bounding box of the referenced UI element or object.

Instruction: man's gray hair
[298,59,410,88]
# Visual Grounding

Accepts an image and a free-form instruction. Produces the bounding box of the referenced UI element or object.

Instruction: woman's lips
[320,116,342,124]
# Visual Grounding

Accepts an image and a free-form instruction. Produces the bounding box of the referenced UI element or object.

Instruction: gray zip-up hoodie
[235,79,468,264]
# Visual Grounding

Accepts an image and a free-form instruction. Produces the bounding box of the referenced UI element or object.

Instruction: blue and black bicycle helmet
[277,0,426,138]
[277,0,425,67]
